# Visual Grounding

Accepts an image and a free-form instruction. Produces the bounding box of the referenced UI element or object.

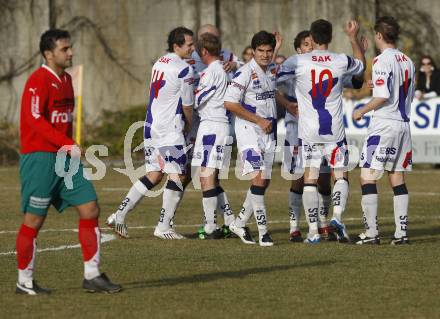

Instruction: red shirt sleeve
[22,74,75,148]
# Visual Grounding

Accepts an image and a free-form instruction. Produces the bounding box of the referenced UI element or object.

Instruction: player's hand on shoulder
[257,117,272,134]
[345,20,360,38]
[223,61,237,73]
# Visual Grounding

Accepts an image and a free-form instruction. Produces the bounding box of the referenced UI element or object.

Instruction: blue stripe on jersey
[363,135,381,168]
[286,95,297,103]
[197,86,217,105]
[308,77,339,136]
[201,134,216,167]
[176,97,183,115]
[347,55,353,70]
[232,71,241,79]
[387,72,393,95]
[398,78,410,122]
[277,70,295,78]
[241,102,256,113]
[178,67,190,78]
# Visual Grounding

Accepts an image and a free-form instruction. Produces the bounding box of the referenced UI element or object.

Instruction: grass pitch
[0,165,439,318]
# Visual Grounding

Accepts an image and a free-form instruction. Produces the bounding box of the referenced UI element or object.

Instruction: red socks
[78,219,101,279]
[16,224,38,283]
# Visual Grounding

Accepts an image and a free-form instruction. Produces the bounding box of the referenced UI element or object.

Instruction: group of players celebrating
[107,17,414,247]
[15,15,414,294]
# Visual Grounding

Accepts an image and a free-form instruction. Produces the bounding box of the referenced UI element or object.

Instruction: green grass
[0,166,439,318]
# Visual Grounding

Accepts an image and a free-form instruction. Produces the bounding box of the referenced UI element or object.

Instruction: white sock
[115,178,151,223]
[332,179,349,222]
[235,189,253,227]
[157,183,183,231]
[288,190,302,232]
[202,189,218,234]
[217,187,234,226]
[303,185,319,235]
[393,184,409,238]
[250,186,268,236]
[362,194,378,237]
[318,192,331,228]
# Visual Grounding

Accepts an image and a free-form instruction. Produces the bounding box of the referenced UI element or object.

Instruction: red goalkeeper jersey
[20,65,76,154]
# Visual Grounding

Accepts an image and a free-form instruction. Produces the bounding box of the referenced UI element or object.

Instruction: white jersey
[277,50,364,143]
[145,53,194,140]
[371,48,415,122]
[224,58,278,133]
[195,60,229,123]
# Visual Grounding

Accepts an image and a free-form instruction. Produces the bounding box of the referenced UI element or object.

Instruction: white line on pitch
[0,233,115,256]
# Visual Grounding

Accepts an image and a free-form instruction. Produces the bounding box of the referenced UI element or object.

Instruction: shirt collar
[42,64,62,82]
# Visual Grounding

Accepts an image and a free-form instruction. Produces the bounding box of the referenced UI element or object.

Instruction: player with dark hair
[353,16,415,245]
[16,29,121,294]
[224,31,296,246]
[282,29,367,242]
[107,26,195,240]
[278,20,365,243]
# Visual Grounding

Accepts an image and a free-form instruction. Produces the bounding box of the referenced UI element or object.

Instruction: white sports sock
[250,186,268,236]
[157,187,183,232]
[202,189,218,234]
[303,185,319,235]
[217,188,234,226]
[288,190,302,232]
[332,179,349,222]
[115,179,149,223]
[235,189,253,228]
[318,192,331,228]
[394,194,409,238]
[362,194,379,237]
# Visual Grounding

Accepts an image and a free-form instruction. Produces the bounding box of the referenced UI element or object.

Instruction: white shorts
[236,123,276,177]
[360,119,412,171]
[185,113,200,161]
[282,121,300,174]
[191,121,232,169]
[298,138,349,169]
[144,132,187,175]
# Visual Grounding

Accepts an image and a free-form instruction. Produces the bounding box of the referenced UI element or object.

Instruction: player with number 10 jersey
[277,43,364,147]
